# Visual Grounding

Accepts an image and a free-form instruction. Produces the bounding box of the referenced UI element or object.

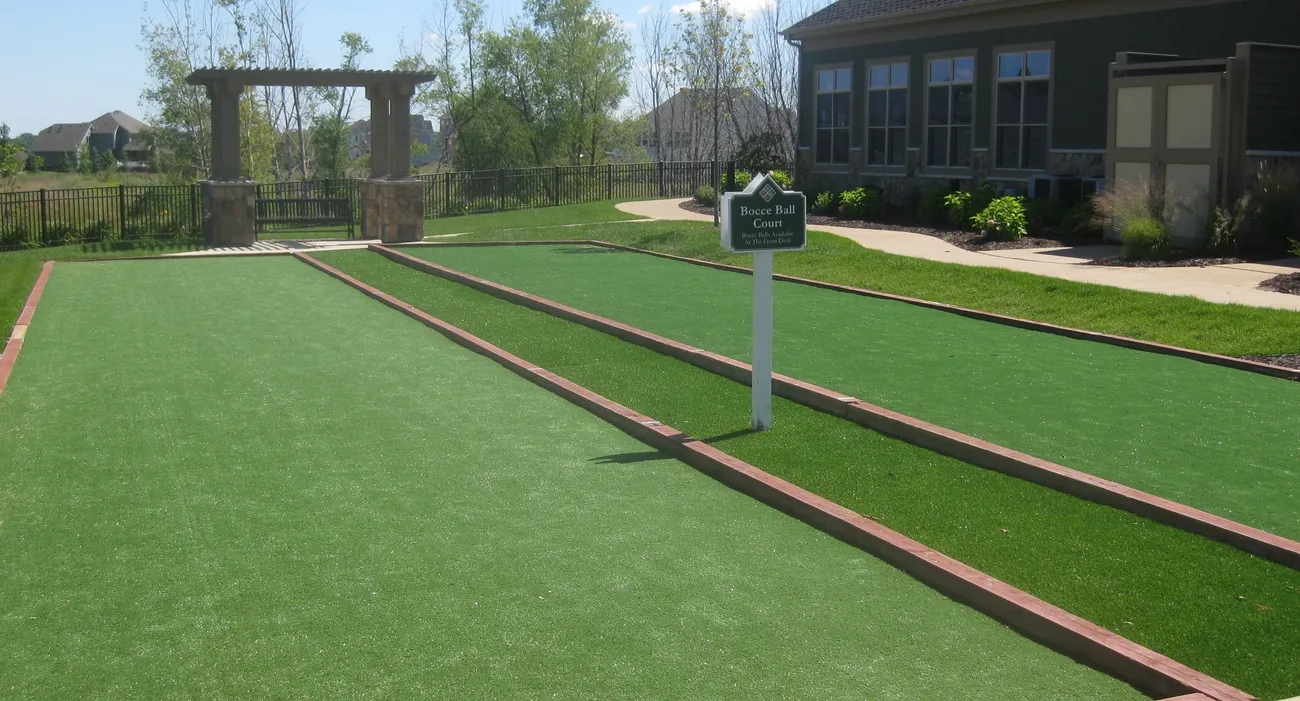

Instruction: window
[926,56,974,168]
[867,62,908,166]
[815,67,852,165]
[995,49,1051,170]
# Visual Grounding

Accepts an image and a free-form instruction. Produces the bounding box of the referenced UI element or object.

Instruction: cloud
[637,4,652,13]
[623,20,637,29]
[670,0,773,16]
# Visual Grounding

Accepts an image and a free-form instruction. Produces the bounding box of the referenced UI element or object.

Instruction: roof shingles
[787,0,978,32]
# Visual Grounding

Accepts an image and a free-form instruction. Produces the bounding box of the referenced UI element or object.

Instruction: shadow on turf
[589,451,667,465]
[555,246,619,255]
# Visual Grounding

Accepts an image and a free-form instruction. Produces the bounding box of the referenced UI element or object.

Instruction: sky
[0,0,782,137]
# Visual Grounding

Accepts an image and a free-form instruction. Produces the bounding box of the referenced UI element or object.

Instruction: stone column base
[361,179,425,243]
[200,181,256,248]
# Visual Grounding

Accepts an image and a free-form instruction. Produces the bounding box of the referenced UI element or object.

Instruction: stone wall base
[362,179,425,243]
[200,181,256,248]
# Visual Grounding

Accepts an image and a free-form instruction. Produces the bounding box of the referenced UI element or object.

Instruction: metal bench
[255,197,355,239]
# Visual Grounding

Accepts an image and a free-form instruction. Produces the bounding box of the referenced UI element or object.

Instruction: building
[29,111,149,170]
[783,0,1300,245]
[347,115,441,167]
[639,89,792,164]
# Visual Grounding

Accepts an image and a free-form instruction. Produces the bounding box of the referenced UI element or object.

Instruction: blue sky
[0,0,708,136]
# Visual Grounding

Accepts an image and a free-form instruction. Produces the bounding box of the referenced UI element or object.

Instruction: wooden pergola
[184,68,437,181]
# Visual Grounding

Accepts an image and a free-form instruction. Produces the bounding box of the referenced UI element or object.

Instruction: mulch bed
[677,200,1099,252]
[1259,272,1300,296]
[1241,354,1300,371]
[1087,255,1255,268]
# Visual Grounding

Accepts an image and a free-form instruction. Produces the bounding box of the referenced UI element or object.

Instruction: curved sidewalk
[616,199,1300,311]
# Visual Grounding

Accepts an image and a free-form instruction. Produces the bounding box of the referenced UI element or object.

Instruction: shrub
[732,171,752,192]
[813,191,838,215]
[943,181,998,229]
[1244,161,1300,255]
[1062,200,1103,237]
[694,185,716,206]
[768,170,793,190]
[1092,180,1157,234]
[917,187,950,226]
[839,187,884,220]
[972,196,1028,240]
[733,131,790,174]
[1206,194,1252,256]
[1023,197,1068,235]
[1121,217,1171,260]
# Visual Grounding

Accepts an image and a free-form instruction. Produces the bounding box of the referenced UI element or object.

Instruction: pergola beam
[185,68,436,88]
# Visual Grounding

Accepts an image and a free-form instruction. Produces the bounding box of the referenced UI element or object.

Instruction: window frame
[813,62,854,167]
[923,50,977,174]
[864,56,911,172]
[992,42,1054,174]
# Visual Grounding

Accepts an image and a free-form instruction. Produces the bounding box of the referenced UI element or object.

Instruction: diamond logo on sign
[759,184,777,202]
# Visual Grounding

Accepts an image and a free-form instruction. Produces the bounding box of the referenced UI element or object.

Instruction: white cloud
[670,0,773,16]
[623,20,637,29]
[637,4,652,13]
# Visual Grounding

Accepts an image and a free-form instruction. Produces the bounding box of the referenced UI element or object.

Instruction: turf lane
[314,249,1300,700]
[0,257,1145,700]
[401,243,1300,542]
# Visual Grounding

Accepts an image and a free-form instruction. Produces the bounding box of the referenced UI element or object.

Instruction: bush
[694,185,716,206]
[1206,194,1252,256]
[1121,217,1171,260]
[1092,180,1157,234]
[813,191,838,215]
[733,131,790,174]
[917,187,950,226]
[1062,200,1102,238]
[839,187,884,220]
[943,181,998,229]
[1245,161,1300,255]
[972,196,1028,240]
[1023,198,1068,235]
[768,170,793,190]
[732,171,752,192]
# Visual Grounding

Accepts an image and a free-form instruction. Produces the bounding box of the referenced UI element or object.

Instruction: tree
[733,129,788,174]
[0,124,24,191]
[25,154,44,173]
[256,0,314,179]
[93,148,118,173]
[752,0,822,169]
[670,0,753,222]
[311,31,372,179]
[633,6,675,162]
[58,153,74,173]
[77,142,95,174]
[140,0,227,179]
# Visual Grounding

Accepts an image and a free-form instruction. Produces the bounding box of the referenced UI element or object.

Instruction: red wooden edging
[0,261,55,397]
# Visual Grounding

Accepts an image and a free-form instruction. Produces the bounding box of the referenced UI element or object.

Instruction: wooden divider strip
[0,261,55,397]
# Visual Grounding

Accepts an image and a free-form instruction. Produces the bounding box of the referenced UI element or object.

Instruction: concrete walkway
[161,238,373,257]
[616,199,1300,311]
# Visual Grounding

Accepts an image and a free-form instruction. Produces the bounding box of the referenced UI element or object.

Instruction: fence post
[498,168,506,210]
[39,189,47,240]
[444,173,452,216]
[606,163,613,200]
[727,161,736,192]
[553,166,560,206]
[190,183,199,234]
[658,161,666,198]
[117,185,127,237]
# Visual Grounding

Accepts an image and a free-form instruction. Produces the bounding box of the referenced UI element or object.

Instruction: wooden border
[391,239,1300,382]
[296,250,1254,701]
[373,243,1300,569]
[0,261,55,397]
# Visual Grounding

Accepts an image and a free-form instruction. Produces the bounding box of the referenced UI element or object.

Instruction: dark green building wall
[798,0,1300,157]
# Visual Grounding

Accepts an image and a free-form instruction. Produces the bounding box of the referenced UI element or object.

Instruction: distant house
[89,111,149,167]
[29,123,92,169]
[347,115,440,167]
[639,89,792,163]
[29,111,150,170]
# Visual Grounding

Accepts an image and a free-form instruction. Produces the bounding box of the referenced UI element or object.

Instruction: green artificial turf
[421,200,643,238]
[451,219,1300,357]
[0,239,205,341]
[402,243,1300,542]
[313,249,1300,701]
[0,256,1146,700]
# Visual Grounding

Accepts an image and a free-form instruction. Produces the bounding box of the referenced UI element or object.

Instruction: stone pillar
[366,85,391,179]
[206,80,243,181]
[200,181,256,247]
[389,84,413,179]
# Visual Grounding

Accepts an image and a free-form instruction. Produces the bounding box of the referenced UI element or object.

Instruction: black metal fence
[0,160,723,250]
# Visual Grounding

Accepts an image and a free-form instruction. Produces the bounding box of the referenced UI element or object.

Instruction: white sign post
[719,173,806,431]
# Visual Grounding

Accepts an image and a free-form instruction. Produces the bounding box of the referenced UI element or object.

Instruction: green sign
[720,174,807,253]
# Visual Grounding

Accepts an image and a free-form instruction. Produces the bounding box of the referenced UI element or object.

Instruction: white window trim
[814,63,854,167]
[865,58,911,171]
[992,44,1054,174]
[923,52,976,173]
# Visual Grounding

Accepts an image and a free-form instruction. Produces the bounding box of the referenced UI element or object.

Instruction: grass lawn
[313,249,1300,701]
[0,257,1145,700]
[0,239,205,340]
[421,200,644,238]
[400,243,1300,541]
[449,219,1300,357]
